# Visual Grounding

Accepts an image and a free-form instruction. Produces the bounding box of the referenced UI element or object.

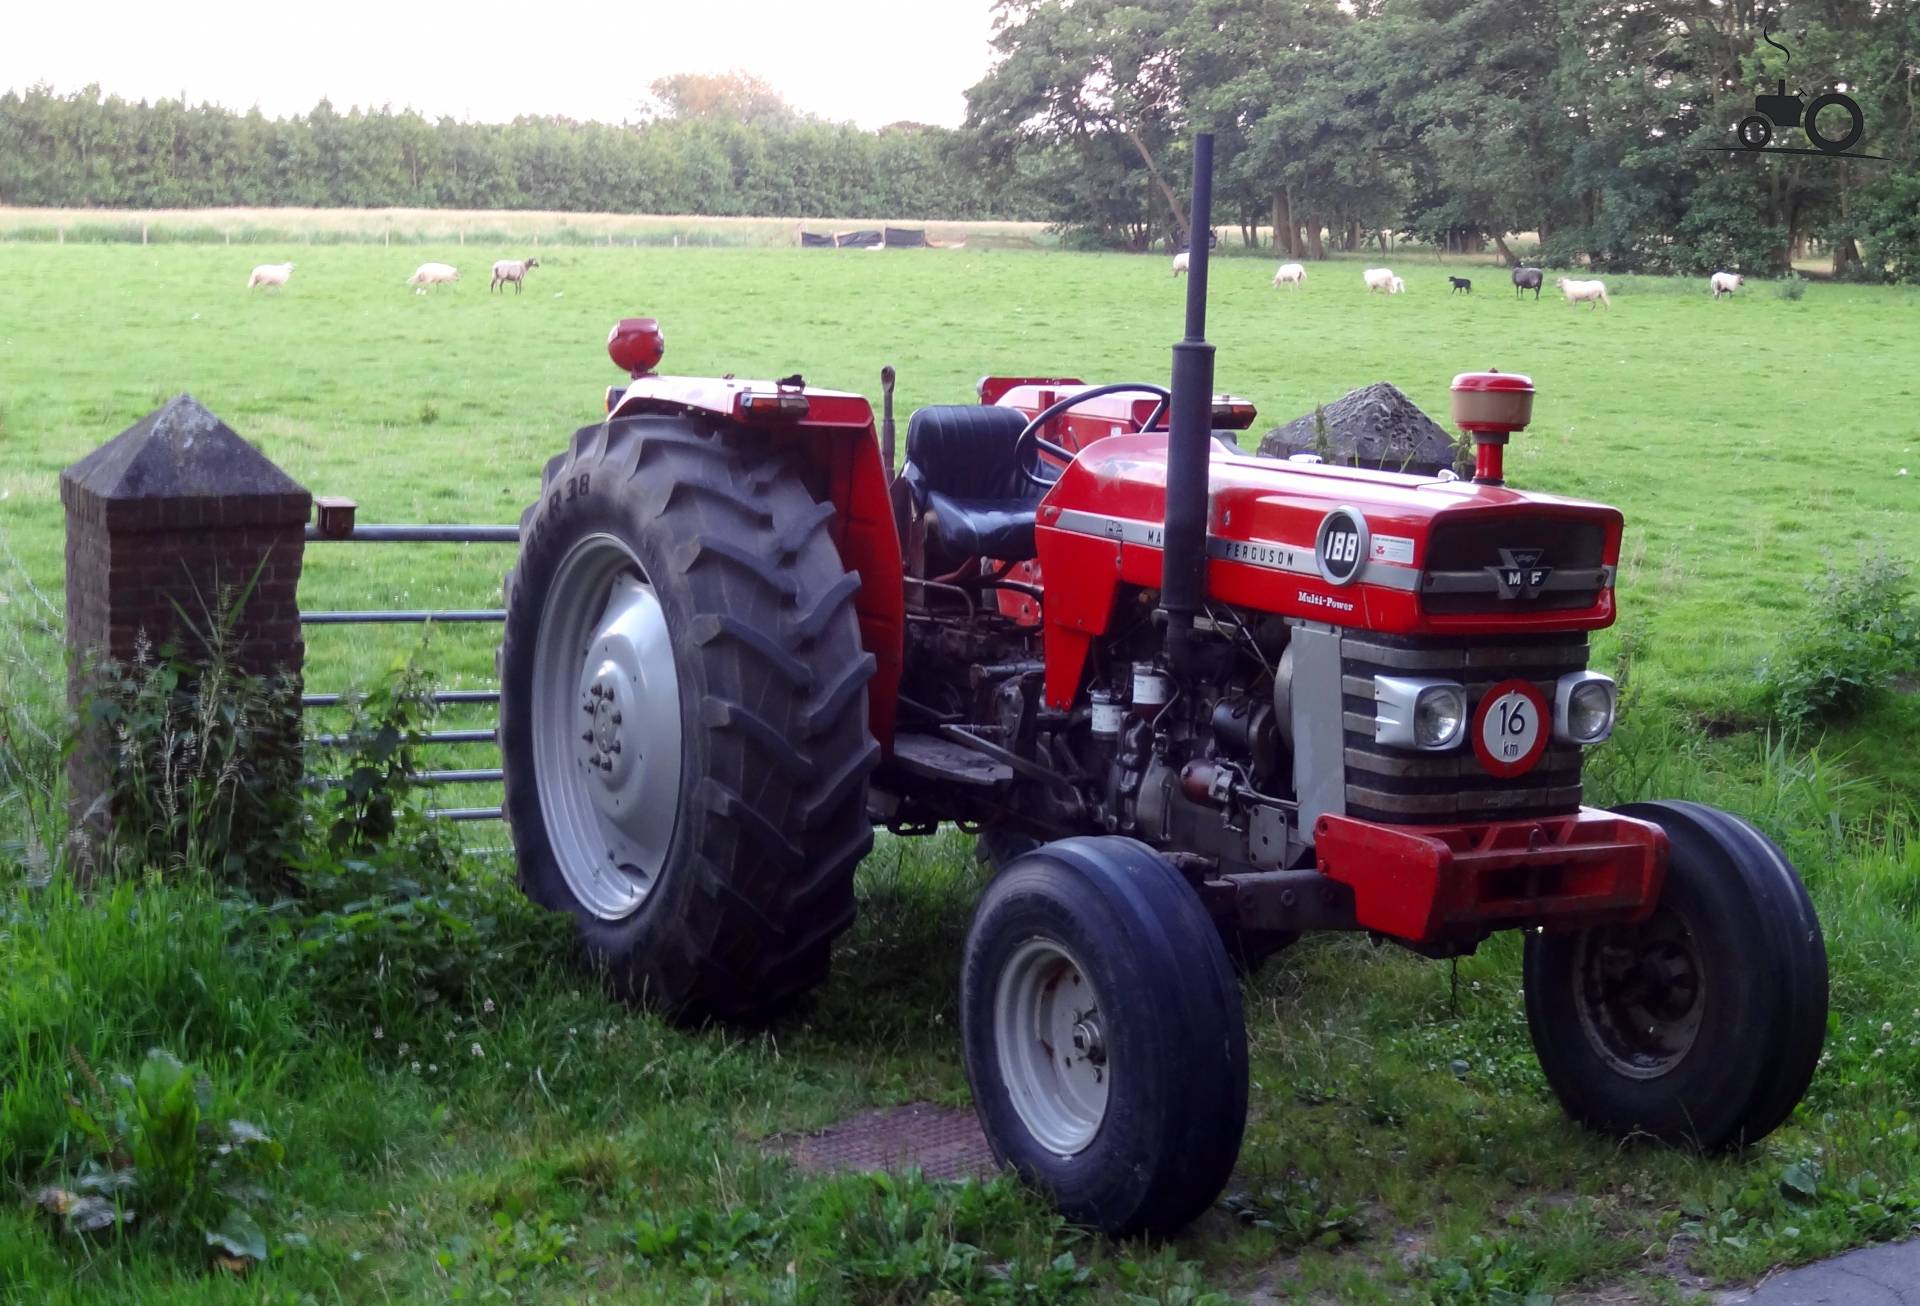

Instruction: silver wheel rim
[993,937,1110,1155]
[1571,907,1706,1079]
[531,532,684,921]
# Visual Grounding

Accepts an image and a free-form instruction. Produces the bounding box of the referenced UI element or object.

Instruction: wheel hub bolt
[1071,1017,1106,1066]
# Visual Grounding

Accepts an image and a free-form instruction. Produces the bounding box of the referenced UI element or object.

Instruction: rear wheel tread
[500,414,876,1024]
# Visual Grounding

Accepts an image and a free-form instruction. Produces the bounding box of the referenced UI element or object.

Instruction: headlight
[1374,676,1467,751]
[1554,671,1617,745]
[1414,685,1467,748]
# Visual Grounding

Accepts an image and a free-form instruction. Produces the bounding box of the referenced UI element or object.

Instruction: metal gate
[300,507,518,824]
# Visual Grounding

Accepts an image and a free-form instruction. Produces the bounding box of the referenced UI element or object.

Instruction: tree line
[966,0,1920,278]
[0,79,1045,222]
[4,10,1919,281]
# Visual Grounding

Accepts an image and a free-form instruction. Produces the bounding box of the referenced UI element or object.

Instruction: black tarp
[800,230,835,247]
[835,229,884,248]
[883,226,927,247]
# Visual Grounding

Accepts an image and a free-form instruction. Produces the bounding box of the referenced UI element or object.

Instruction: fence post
[60,395,312,870]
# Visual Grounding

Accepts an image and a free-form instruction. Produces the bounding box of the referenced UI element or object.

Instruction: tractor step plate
[891,732,1015,788]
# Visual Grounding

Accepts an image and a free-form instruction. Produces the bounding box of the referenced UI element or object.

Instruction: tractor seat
[898,404,1049,561]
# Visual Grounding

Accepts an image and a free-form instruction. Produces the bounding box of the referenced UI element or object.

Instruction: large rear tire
[1523,800,1827,1148]
[960,836,1249,1236]
[499,416,879,1023]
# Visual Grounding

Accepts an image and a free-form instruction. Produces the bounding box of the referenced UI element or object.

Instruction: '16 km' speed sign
[1472,679,1549,777]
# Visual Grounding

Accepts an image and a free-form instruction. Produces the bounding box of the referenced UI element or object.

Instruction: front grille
[1420,516,1609,615]
[1340,631,1587,823]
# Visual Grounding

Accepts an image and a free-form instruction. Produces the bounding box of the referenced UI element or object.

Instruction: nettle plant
[35,1048,282,1266]
[92,591,303,889]
[1763,548,1920,725]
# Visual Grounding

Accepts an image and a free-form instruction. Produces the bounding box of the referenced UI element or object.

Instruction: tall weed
[1762,549,1920,725]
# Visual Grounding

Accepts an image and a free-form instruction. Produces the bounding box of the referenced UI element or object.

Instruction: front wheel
[1738,115,1773,150]
[499,416,879,1023]
[960,837,1249,1236]
[1523,801,1827,1148]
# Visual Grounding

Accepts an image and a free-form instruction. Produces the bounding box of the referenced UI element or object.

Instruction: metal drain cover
[769,1104,998,1182]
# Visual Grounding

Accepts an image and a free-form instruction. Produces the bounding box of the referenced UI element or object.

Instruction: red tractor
[496,137,1827,1237]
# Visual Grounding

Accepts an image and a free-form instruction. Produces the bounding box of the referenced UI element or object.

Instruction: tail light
[608,318,665,376]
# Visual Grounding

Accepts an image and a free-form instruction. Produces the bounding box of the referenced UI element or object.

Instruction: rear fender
[612,376,903,750]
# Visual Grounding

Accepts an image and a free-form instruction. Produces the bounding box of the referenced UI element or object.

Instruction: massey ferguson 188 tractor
[496,136,1827,1236]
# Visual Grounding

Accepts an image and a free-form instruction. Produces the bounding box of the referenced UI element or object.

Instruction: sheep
[1512,266,1544,299]
[1389,275,1406,294]
[1272,262,1306,288]
[491,257,539,294]
[1710,271,1744,299]
[1448,275,1472,294]
[246,262,293,290]
[1363,267,1397,293]
[1556,276,1611,310]
[408,262,460,293]
[1172,250,1190,276]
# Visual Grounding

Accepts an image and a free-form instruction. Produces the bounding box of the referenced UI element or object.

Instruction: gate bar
[427,806,506,822]
[412,768,506,786]
[303,690,499,708]
[306,728,497,748]
[301,609,505,625]
[305,523,520,544]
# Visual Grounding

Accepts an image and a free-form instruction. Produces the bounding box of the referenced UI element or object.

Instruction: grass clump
[1762,549,1920,725]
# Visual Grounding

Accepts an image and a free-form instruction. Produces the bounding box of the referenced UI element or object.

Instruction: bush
[1776,274,1808,300]
[1762,549,1920,725]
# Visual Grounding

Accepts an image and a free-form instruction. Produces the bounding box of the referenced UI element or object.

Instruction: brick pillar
[61,394,311,863]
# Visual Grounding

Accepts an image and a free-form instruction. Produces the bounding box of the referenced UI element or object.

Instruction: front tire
[960,837,1249,1236]
[499,416,879,1022]
[1523,801,1827,1148]
[974,830,1294,974]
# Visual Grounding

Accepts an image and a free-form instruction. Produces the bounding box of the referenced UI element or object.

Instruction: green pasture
[3,243,1915,725]
[4,242,1920,1301]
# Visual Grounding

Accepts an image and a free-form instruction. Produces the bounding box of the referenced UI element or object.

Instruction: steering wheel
[1014,382,1173,489]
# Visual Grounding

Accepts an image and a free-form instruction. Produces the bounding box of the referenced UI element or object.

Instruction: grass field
[4,242,1920,1302]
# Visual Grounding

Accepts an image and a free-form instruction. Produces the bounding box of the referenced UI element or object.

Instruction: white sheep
[1172,250,1190,277]
[491,257,540,294]
[246,262,293,290]
[1710,271,1744,299]
[1556,276,1611,310]
[409,262,460,293]
[1389,275,1406,294]
[1273,262,1306,288]
[1363,267,1397,293]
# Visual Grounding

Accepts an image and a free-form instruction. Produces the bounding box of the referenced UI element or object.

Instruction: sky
[4,0,1002,129]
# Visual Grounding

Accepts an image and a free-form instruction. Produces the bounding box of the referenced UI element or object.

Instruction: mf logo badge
[1488,547,1554,600]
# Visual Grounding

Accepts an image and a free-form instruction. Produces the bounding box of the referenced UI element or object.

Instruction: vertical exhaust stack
[1160,132,1217,675]
[880,365,898,479]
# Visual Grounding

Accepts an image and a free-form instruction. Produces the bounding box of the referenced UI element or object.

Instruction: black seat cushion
[899,405,1047,561]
